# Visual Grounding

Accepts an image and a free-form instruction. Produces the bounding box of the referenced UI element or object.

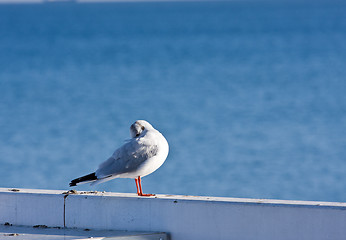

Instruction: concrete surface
[0,225,167,240]
[1,188,346,240]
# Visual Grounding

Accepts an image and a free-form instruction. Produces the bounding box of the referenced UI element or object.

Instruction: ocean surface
[1,1,346,202]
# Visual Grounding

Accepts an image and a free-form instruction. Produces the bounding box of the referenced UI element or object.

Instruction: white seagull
[69,120,169,196]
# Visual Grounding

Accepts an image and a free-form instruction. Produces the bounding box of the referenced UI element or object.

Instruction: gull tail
[69,172,97,187]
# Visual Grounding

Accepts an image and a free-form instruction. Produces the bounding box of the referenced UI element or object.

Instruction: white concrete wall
[0,188,64,227]
[1,188,346,240]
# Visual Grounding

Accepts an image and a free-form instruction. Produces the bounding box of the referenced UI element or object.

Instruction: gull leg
[135,178,140,195]
[137,176,155,197]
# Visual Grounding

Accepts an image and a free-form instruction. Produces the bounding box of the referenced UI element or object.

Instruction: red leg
[135,178,140,195]
[136,176,155,197]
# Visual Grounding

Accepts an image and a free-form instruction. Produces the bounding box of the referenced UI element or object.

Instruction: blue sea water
[0,1,346,202]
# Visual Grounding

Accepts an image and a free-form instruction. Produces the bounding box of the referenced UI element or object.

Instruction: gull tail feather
[69,172,97,187]
[90,175,116,186]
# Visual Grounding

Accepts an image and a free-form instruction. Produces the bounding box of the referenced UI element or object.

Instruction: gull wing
[95,138,158,179]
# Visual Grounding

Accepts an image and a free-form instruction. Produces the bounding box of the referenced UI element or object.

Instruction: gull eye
[141,126,145,131]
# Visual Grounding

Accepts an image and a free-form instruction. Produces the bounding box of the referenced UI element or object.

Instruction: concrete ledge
[0,188,65,227]
[1,188,346,240]
[0,225,167,240]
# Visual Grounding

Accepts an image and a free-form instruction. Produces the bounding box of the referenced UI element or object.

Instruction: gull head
[130,120,154,138]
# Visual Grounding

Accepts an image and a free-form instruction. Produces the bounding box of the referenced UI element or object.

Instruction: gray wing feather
[95,139,158,178]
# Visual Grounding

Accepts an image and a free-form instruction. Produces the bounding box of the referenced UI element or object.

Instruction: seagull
[69,120,169,196]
